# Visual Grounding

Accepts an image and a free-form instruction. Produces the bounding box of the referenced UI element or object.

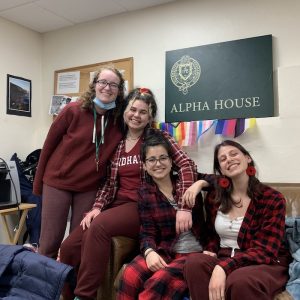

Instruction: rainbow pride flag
[153,118,256,145]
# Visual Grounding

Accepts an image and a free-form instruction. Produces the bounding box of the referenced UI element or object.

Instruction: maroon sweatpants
[183,252,290,300]
[60,199,140,300]
[39,184,96,258]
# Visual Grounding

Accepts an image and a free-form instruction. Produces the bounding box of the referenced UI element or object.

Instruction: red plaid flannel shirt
[93,131,198,211]
[204,184,289,275]
[138,180,205,258]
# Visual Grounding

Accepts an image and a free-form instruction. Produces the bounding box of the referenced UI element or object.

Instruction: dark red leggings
[60,199,140,300]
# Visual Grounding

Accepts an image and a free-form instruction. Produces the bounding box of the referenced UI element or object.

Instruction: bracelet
[144,249,155,259]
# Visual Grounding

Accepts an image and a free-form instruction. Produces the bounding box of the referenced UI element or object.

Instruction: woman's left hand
[176,210,192,234]
[146,251,168,272]
[80,208,100,230]
[182,180,207,208]
[208,265,226,300]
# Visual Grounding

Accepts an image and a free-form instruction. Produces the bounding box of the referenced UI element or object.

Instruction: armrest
[97,236,138,300]
[111,236,139,276]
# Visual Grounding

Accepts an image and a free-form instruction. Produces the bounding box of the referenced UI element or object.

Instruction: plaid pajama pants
[117,253,195,300]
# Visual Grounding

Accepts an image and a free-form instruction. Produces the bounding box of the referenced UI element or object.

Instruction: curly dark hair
[121,87,158,134]
[141,128,172,162]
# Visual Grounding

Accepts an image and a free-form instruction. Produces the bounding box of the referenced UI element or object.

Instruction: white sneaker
[23,243,38,253]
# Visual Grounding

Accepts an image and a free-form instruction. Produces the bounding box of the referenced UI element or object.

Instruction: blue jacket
[0,245,73,300]
[285,217,300,300]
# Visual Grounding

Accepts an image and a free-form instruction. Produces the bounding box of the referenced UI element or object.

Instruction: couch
[268,183,300,300]
[97,236,138,300]
[97,183,300,300]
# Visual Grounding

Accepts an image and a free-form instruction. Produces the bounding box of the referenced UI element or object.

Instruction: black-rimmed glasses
[145,155,170,166]
[96,79,119,91]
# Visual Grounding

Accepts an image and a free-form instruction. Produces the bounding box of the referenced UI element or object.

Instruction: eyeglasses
[145,155,170,166]
[96,79,119,91]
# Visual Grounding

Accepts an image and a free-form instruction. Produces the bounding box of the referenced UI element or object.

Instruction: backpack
[11,151,42,245]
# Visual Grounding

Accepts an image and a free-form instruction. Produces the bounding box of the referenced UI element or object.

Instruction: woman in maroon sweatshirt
[33,67,125,258]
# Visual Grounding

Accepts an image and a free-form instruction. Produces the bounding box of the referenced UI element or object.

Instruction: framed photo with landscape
[7,74,32,117]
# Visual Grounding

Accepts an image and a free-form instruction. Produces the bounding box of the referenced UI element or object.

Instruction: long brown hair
[80,66,125,122]
[213,140,262,213]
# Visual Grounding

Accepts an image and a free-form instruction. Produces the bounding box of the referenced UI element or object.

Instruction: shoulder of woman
[67,100,82,109]
[56,101,83,116]
[255,184,286,207]
[137,184,157,208]
[139,182,157,194]
[259,183,284,197]
[54,101,87,123]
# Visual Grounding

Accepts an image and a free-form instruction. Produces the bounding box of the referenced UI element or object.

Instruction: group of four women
[34,67,290,300]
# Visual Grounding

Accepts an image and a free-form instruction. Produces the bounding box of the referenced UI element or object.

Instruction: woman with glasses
[59,88,206,300]
[117,129,205,300]
[33,67,125,259]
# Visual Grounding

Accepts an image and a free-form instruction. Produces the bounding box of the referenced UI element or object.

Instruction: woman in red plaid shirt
[117,130,206,300]
[183,140,291,300]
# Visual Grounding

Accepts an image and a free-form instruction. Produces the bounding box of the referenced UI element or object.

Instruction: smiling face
[123,99,152,132]
[95,69,120,104]
[217,145,251,179]
[143,145,172,182]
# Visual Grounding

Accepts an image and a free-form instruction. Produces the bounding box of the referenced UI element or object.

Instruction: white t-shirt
[215,210,243,251]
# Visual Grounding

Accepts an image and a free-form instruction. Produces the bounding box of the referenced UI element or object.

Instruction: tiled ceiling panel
[0,0,178,33]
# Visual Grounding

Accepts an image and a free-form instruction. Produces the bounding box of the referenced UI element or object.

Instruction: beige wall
[42,0,300,182]
[0,17,42,242]
[0,17,43,162]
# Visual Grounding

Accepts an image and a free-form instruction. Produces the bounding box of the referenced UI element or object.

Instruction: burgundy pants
[60,199,140,300]
[183,252,290,300]
[39,184,96,258]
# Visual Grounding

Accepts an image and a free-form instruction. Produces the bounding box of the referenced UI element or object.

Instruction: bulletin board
[54,57,133,97]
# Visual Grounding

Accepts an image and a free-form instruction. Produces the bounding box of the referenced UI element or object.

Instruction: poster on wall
[6,74,32,117]
[165,35,274,122]
[49,95,73,116]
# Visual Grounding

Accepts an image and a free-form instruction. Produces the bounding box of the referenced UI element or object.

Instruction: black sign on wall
[165,35,274,122]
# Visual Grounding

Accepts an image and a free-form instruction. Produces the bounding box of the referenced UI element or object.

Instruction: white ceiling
[0,0,177,33]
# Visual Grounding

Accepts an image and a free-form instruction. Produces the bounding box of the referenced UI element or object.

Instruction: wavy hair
[141,128,172,162]
[80,66,125,122]
[122,87,158,134]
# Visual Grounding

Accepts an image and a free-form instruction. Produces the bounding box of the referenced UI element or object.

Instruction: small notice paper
[56,71,80,94]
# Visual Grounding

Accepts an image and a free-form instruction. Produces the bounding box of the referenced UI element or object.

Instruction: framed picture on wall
[7,74,32,117]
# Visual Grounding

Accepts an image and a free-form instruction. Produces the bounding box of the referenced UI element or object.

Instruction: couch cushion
[266,183,300,217]
[274,290,294,300]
